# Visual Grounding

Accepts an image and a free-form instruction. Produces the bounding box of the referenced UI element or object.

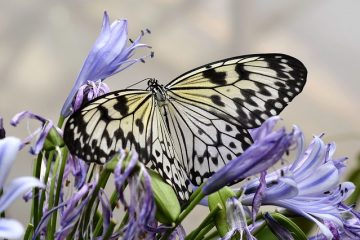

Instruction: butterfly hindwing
[149,106,191,201]
[162,99,252,186]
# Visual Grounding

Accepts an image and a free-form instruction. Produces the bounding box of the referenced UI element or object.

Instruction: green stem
[45,151,61,240]
[160,186,205,240]
[23,223,34,240]
[186,204,221,240]
[57,116,65,128]
[32,152,43,231]
[82,166,112,232]
[102,220,116,240]
[177,187,205,224]
[49,147,68,234]
[202,230,219,240]
[194,223,215,240]
[38,151,55,224]
[93,190,120,236]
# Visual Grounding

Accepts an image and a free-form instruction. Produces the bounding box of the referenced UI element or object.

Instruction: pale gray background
[1,0,359,234]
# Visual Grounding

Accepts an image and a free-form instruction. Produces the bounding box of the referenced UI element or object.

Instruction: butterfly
[63,53,307,202]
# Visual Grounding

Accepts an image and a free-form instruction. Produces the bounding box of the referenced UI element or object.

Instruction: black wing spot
[135,119,144,134]
[225,124,232,132]
[210,95,225,107]
[203,68,227,85]
[113,95,129,115]
[226,154,232,160]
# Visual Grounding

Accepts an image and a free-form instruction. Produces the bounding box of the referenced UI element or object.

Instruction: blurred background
[1,0,359,233]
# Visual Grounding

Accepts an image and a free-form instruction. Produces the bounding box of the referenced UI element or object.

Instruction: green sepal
[43,126,64,151]
[208,187,236,237]
[149,169,180,224]
[266,212,307,240]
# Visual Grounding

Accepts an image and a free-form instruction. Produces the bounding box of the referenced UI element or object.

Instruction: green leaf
[149,169,180,224]
[207,187,235,237]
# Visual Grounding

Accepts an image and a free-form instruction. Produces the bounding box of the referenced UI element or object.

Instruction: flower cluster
[1,10,359,240]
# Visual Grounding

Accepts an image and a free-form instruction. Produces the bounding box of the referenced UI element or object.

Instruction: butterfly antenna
[125,78,152,89]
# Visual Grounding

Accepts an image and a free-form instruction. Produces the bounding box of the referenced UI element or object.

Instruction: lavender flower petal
[98,189,112,233]
[264,213,294,240]
[0,219,25,239]
[221,197,256,240]
[0,137,21,188]
[10,111,60,155]
[61,11,152,117]
[203,127,293,195]
[0,176,44,212]
[241,128,356,239]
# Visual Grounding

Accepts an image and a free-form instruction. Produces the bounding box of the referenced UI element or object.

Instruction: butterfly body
[64,53,307,202]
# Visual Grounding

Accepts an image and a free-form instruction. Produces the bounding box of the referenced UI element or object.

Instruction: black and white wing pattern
[64,90,154,164]
[163,53,307,186]
[64,53,307,203]
[63,89,191,201]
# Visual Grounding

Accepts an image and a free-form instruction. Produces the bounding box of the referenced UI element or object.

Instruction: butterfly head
[147,78,168,103]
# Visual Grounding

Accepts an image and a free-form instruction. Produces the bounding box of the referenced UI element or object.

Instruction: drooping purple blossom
[168,225,186,240]
[241,126,356,239]
[72,80,110,112]
[202,117,294,195]
[10,111,62,155]
[55,179,97,239]
[0,137,44,239]
[63,154,89,189]
[263,213,294,240]
[61,11,153,117]
[221,197,256,240]
[114,151,157,239]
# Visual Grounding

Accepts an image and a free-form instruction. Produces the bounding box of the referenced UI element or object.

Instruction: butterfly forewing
[64,90,154,164]
[167,54,307,128]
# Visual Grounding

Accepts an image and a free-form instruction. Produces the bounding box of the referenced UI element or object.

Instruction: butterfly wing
[166,53,307,128]
[164,53,306,185]
[64,89,192,202]
[64,90,155,164]
[150,105,191,201]
[161,100,252,186]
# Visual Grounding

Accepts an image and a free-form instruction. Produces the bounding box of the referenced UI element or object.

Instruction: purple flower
[55,180,97,239]
[10,111,61,155]
[72,80,110,112]
[61,11,153,117]
[168,225,186,240]
[202,116,294,195]
[242,128,355,239]
[221,197,256,240]
[63,155,89,189]
[114,151,157,239]
[263,213,294,239]
[0,137,44,239]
